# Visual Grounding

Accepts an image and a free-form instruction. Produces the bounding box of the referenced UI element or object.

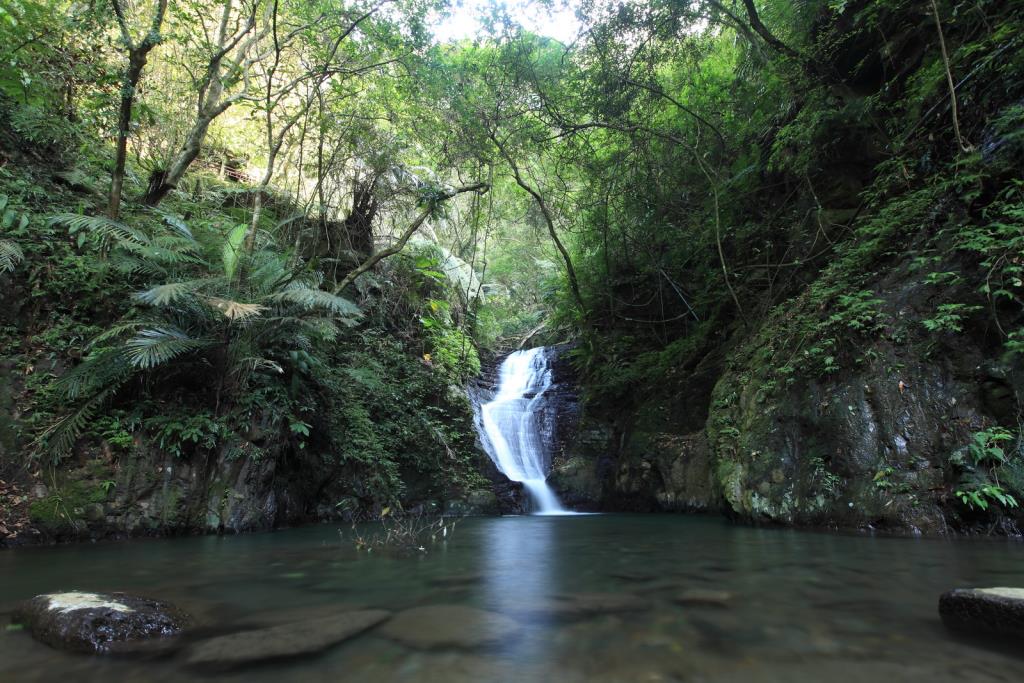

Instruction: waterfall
[478,347,570,515]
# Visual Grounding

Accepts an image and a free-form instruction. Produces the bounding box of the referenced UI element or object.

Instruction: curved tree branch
[489,131,586,317]
[332,182,489,294]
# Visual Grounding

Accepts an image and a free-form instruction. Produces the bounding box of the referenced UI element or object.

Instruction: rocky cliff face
[553,262,1024,534]
[545,346,723,515]
[4,382,493,546]
[706,256,1024,535]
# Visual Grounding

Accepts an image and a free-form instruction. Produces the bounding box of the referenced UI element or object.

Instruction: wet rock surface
[185,609,390,668]
[12,592,186,653]
[513,592,651,620]
[380,605,520,649]
[673,589,733,608]
[939,587,1024,640]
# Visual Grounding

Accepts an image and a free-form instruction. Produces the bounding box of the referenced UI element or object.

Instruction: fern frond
[112,256,148,275]
[48,213,148,244]
[120,240,201,266]
[55,348,134,400]
[152,208,195,240]
[88,322,151,348]
[266,286,362,317]
[135,279,210,306]
[151,233,200,250]
[234,357,284,376]
[205,297,266,320]
[36,386,121,462]
[125,327,208,369]
[0,239,23,273]
[341,363,386,392]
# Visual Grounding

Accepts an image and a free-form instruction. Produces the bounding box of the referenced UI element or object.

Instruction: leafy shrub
[429,327,481,381]
[952,427,1021,513]
[37,211,361,461]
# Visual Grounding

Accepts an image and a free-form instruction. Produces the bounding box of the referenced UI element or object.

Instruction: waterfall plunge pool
[1,514,1021,682]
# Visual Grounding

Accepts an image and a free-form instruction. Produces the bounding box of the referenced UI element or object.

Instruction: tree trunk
[109,52,148,219]
[490,133,586,317]
[332,182,488,295]
[143,114,215,205]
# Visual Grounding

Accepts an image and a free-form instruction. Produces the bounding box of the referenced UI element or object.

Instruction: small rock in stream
[12,591,187,654]
[186,609,390,668]
[939,587,1024,640]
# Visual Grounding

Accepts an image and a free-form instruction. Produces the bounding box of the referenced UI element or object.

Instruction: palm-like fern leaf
[125,327,208,369]
[48,213,148,244]
[37,385,122,461]
[0,239,23,273]
[121,239,201,266]
[55,348,134,400]
[152,208,195,240]
[135,279,210,306]
[87,322,152,348]
[205,297,266,321]
[266,286,361,318]
[222,223,248,281]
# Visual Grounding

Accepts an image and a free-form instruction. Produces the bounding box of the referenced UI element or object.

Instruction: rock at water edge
[12,591,186,653]
[939,587,1024,640]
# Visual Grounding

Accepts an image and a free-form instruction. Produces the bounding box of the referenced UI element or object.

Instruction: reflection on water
[482,516,557,665]
[1,514,1022,682]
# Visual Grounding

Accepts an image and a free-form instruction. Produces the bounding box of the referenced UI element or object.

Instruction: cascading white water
[479,347,570,515]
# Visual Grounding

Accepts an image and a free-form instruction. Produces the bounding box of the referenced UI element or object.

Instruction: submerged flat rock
[186,609,390,668]
[513,592,651,621]
[673,589,734,608]
[380,605,520,649]
[12,591,186,654]
[939,587,1024,640]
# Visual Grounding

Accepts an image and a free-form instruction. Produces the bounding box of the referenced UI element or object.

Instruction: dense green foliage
[1,0,1023,535]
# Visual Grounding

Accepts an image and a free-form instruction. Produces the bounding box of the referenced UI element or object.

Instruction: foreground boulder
[12,592,186,653]
[186,609,390,669]
[939,587,1024,639]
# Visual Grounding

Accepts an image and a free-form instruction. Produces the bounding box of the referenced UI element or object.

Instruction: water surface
[1,515,1021,682]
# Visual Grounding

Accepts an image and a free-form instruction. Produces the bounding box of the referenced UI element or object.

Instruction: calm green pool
[1,514,1021,682]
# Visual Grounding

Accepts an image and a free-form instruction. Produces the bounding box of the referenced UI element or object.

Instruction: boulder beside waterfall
[12,591,187,653]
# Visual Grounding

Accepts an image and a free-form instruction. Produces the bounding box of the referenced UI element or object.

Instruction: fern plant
[952,427,1022,514]
[1,193,27,272]
[0,238,21,272]
[38,211,361,461]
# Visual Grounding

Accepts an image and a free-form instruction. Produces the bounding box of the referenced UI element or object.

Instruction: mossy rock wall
[706,261,1024,534]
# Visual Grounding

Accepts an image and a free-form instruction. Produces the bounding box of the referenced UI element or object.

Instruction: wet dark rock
[515,592,651,620]
[608,571,659,583]
[444,490,500,516]
[12,591,187,653]
[939,587,1024,640]
[380,604,519,649]
[186,609,390,668]
[234,602,369,628]
[428,573,484,588]
[673,589,733,608]
[554,592,650,617]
